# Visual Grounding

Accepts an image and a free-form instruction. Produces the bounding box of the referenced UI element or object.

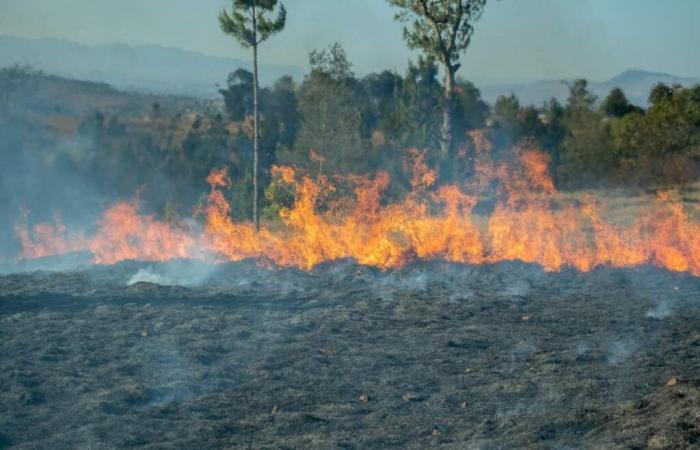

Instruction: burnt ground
[0,259,699,449]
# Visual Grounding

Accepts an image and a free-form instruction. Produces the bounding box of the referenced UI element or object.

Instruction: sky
[1,0,698,82]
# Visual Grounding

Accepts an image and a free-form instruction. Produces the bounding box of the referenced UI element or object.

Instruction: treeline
[219,44,700,218]
[1,49,699,225]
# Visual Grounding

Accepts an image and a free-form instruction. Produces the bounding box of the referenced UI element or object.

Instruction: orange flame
[15,140,700,276]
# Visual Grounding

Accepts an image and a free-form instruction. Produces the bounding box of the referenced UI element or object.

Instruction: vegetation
[387,0,487,158]
[1,51,699,234]
[219,0,287,230]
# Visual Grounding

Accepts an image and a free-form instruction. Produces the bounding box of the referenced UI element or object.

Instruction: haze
[1,0,698,82]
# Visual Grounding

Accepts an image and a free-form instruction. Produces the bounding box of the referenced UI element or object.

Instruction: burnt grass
[0,259,699,449]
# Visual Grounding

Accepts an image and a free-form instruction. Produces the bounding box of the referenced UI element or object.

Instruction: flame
[14,138,700,276]
[15,219,86,260]
[88,201,196,264]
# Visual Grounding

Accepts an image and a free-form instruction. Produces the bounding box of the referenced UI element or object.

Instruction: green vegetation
[219,0,287,230]
[1,51,699,233]
[387,0,487,158]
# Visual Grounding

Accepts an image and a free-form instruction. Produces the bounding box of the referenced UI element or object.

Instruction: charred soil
[1,260,699,449]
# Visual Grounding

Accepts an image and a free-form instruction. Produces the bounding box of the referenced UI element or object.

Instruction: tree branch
[418,0,448,64]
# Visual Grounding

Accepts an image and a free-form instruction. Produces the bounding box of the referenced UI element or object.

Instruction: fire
[15,218,86,260]
[88,201,196,264]
[14,137,700,276]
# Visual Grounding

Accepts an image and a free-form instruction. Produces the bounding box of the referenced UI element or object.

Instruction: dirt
[1,259,699,449]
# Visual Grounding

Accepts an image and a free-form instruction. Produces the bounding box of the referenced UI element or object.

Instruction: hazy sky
[1,0,698,81]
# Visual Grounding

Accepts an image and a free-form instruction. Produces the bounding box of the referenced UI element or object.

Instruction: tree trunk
[252,5,260,231]
[441,64,455,159]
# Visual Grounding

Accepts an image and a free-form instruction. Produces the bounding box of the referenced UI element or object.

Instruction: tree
[566,79,597,113]
[615,84,700,159]
[601,87,642,118]
[396,57,443,150]
[539,98,567,167]
[362,70,404,138]
[559,80,615,186]
[0,64,38,117]
[219,68,255,121]
[649,82,673,106]
[452,79,488,134]
[309,43,354,80]
[493,94,520,135]
[387,0,488,158]
[151,101,161,117]
[219,0,287,230]
[611,84,700,185]
[290,44,370,175]
[262,75,299,153]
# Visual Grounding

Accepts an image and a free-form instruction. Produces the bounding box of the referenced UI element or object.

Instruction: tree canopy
[387,0,488,158]
[388,0,487,71]
[218,0,287,48]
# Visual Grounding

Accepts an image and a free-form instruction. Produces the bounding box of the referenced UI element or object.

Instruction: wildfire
[15,137,700,276]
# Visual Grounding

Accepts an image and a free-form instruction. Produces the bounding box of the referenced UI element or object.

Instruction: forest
[2,50,699,228]
[1,1,699,241]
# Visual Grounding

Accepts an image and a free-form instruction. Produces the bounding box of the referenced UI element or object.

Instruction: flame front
[15,141,700,276]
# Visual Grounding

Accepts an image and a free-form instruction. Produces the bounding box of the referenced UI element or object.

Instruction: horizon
[5,33,697,86]
[1,0,699,82]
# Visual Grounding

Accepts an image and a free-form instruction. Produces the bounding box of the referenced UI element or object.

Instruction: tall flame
[15,139,700,276]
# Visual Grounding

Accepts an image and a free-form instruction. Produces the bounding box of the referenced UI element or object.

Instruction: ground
[0,259,699,449]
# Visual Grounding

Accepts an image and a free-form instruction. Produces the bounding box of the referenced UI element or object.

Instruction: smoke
[5,71,700,277]
[0,117,104,261]
[126,260,220,288]
[575,341,591,356]
[645,299,674,320]
[606,339,636,365]
[0,68,205,268]
[502,279,531,300]
[0,252,93,274]
[389,270,429,291]
[127,268,171,286]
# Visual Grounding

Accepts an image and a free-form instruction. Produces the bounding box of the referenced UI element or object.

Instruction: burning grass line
[15,146,700,276]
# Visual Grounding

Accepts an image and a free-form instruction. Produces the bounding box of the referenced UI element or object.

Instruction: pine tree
[219,0,286,230]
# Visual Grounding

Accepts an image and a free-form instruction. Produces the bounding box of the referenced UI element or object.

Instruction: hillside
[4,36,698,106]
[2,69,212,120]
[480,69,700,106]
[0,35,305,97]
[0,68,223,260]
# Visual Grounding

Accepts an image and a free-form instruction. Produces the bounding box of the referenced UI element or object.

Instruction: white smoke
[126,260,219,287]
[645,299,674,319]
[127,268,171,286]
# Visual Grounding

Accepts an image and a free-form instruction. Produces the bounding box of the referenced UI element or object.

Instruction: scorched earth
[0,259,699,449]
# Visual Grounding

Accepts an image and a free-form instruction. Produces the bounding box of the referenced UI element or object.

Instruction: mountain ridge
[2,35,698,105]
[0,35,305,97]
[479,69,700,107]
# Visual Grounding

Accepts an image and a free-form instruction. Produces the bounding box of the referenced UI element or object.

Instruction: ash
[1,259,699,449]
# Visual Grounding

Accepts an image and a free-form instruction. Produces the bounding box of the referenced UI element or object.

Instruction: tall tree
[219,0,286,230]
[387,0,487,157]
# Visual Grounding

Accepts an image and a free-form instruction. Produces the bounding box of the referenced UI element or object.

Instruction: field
[1,259,699,449]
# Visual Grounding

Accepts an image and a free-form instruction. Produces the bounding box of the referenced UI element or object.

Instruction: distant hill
[0,35,305,97]
[479,70,700,107]
[3,36,698,107]
[2,68,210,119]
